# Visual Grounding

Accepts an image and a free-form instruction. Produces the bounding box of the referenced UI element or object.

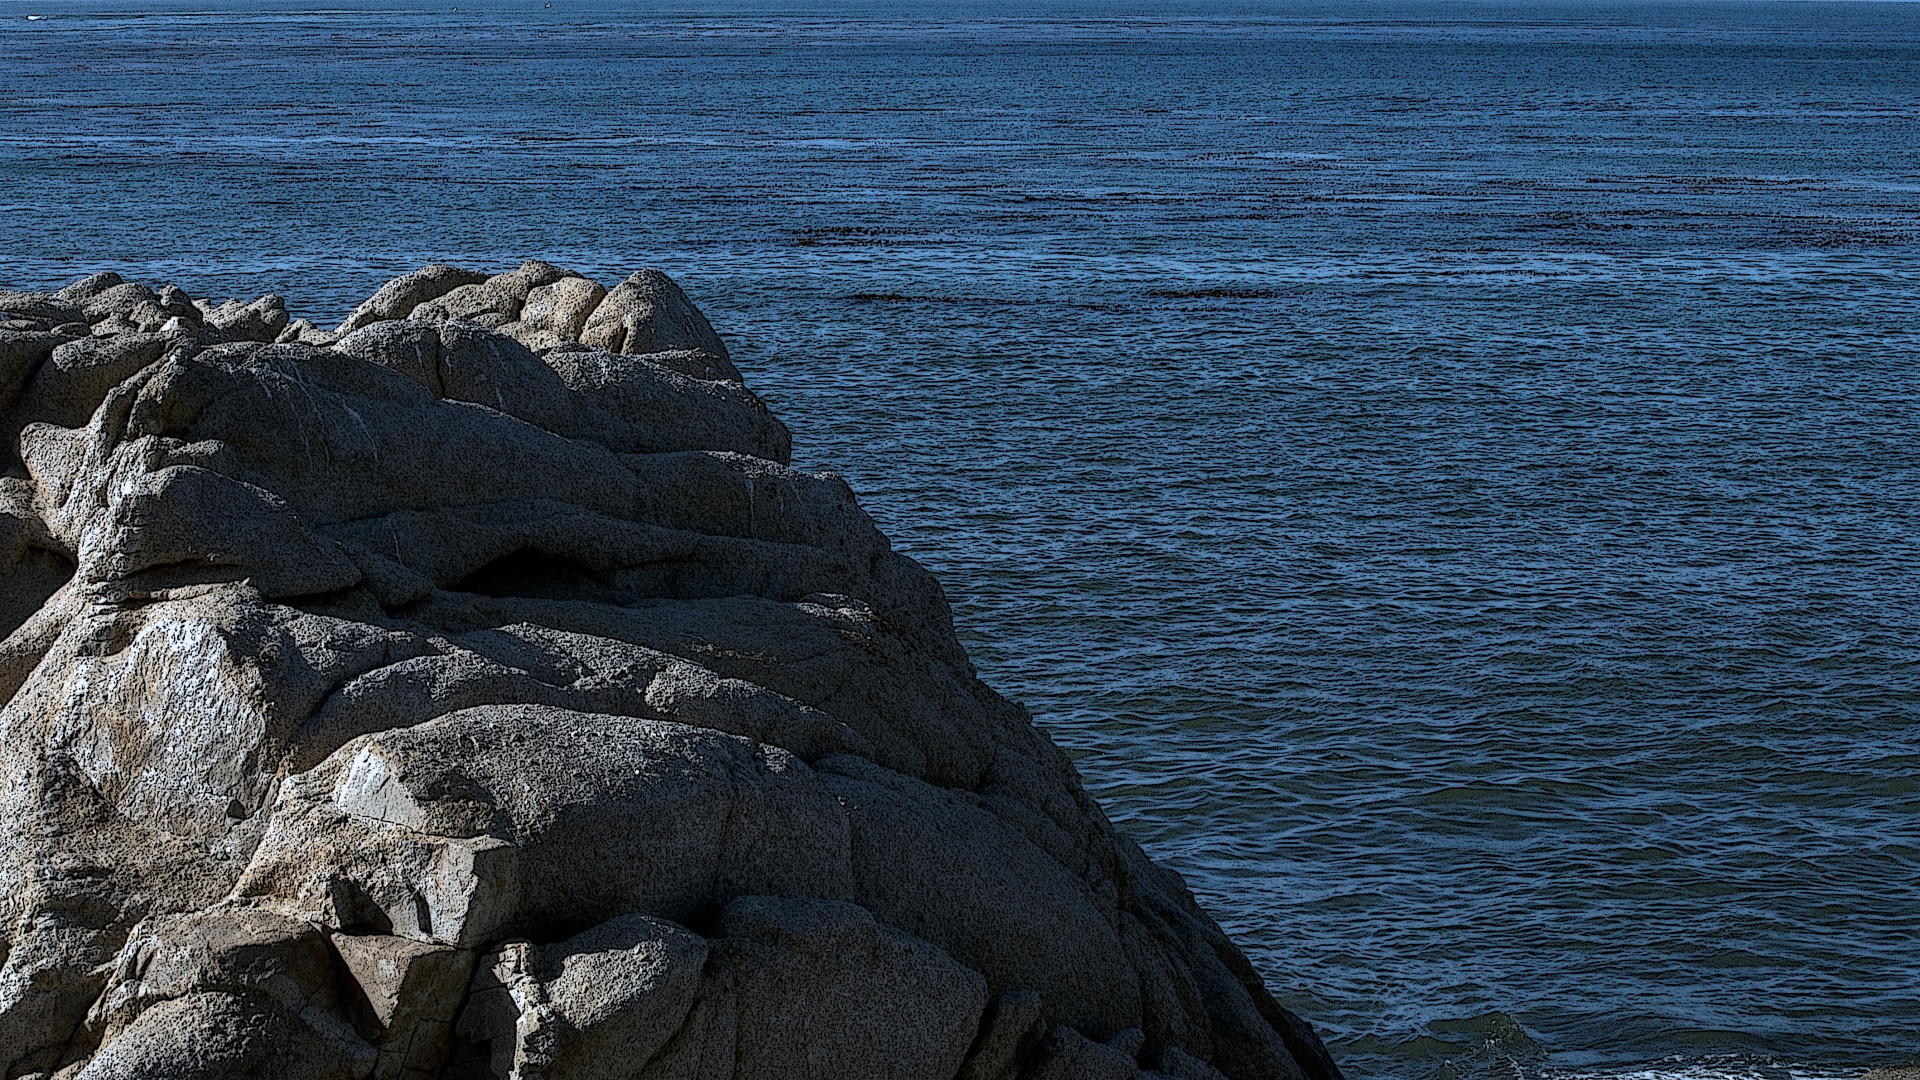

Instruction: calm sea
[3,0,1917,1076]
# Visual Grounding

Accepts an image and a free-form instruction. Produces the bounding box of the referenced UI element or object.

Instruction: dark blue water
[4,1,1919,1076]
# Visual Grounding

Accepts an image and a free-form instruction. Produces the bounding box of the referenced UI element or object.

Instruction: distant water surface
[3,1,1918,1077]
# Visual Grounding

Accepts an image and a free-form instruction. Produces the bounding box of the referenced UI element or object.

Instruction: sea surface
[2,0,1917,1077]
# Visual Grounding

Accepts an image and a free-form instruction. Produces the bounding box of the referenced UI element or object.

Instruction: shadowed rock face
[0,264,1345,1080]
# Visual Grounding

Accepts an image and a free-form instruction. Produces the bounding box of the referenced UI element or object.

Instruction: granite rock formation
[0,263,1344,1080]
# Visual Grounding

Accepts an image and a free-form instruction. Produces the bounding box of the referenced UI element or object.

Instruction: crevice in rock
[0,544,74,641]
[328,877,397,937]
[114,555,249,595]
[450,547,613,602]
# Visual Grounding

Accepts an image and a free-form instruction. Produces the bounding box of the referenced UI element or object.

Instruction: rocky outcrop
[0,264,1344,1080]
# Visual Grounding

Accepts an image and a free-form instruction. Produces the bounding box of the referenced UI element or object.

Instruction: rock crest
[0,265,1343,1080]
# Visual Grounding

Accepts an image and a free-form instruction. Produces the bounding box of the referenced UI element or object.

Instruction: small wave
[1537,1057,1884,1080]
[1338,1015,1897,1080]
[1148,286,1289,299]
[847,292,960,303]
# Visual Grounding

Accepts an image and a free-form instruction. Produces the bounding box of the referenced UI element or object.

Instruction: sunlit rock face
[0,264,1344,1080]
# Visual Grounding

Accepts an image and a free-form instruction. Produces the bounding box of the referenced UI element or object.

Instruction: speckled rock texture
[0,264,1345,1080]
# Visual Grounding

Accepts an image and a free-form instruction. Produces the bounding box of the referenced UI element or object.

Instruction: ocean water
[3,0,1918,1077]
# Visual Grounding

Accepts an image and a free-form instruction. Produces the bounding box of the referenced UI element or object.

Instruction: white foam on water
[1536,1060,1883,1080]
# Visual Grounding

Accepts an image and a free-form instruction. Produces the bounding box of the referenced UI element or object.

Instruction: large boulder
[410,261,577,328]
[510,276,608,351]
[0,264,1344,1080]
[449,898,986,1080]
[201,293,292,342]
[338,265,491,333]
[578,269,737,375]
